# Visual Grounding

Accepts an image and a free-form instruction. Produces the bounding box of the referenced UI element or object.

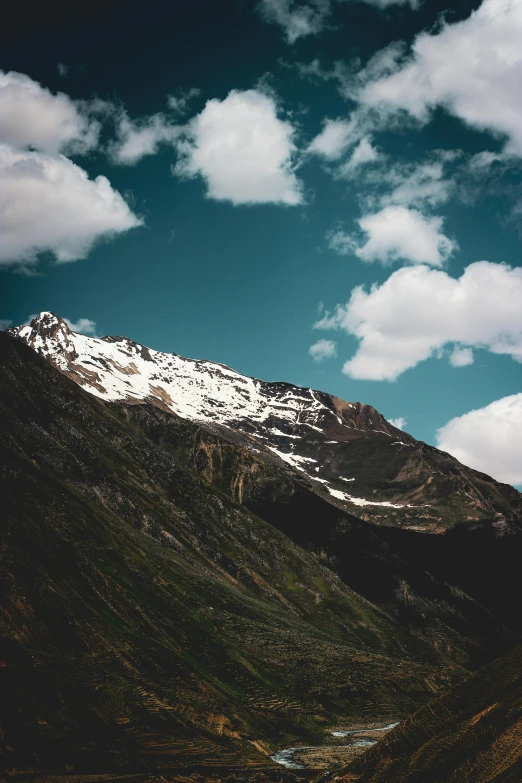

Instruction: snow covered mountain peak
[12,312,519,532]
[11,312,398,442]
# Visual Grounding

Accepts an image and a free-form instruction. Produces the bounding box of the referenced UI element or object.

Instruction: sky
[1,0,521,487]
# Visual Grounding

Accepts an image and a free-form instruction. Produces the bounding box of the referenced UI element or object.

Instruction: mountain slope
[339,644,522,783]
[1,332,457,780]
[10,312,522,533]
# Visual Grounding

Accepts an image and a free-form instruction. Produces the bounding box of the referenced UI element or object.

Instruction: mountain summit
[10,312,522,532]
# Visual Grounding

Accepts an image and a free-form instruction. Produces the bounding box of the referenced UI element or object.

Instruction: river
[270,721,400,770]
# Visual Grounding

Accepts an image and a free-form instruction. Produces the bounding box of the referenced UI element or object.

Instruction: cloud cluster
[258,0,332,44]
[0,146,142,266]
[328,206,455,266]
[378,156,456,208]
[437,394,522,485]
[315,261,522,380]
[0,71,141,269]
[0,70,99,155]
[258,0,419,44]
[359,0,522,156]
[174,89,303,205]
[109,89,199,165]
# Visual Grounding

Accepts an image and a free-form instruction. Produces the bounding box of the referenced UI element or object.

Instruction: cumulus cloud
[258,0,332,43]
[110,111,182,165]
[0,145,142,267]
[173,89,303,205]
[437,394,522,485]
[359,0,522,155]
[309,338,337,361]
[328,206,455,266]
[0,70,99,155]
[315,261,522,380]
[449,346,474,367]
[388,416,407,430]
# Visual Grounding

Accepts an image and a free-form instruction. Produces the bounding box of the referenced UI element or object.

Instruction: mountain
[10,312,522,533]
[0,330,453,781]
[3,318,522,780]
[338,644,522,783]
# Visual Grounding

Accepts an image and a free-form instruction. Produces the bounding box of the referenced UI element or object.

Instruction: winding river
[270,722,399,770]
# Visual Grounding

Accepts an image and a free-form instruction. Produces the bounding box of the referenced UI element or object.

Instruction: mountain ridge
[9,312,522,533]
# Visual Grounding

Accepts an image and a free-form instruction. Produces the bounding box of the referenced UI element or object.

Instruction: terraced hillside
[339,644,522,783]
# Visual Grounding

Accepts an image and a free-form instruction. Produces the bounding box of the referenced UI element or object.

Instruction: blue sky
[1,0,521,486]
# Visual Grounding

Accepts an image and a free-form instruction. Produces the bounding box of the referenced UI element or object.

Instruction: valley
[1,318,522,782]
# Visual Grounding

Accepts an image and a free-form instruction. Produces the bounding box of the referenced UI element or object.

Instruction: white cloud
[359,0,522,156]
[328,206,455,266]
[315,261,522,381]
[258,0,332,43]
[379,157,456,208]
[110,111,182,165]
[65,317,97,335]
[0,319,13,330]
[449,346,474,367]
[166,87,200,115]
[258,0,418,44]
[0,145,142,267]
[308,118,359,160]
[361,0,418,6]
[24,314,97,335]
[309,338,337,361]
[0,70,99,155]
[389,416,407,430]
[437,394,522,485]
[173,89,303,205]
[339,136,380,175]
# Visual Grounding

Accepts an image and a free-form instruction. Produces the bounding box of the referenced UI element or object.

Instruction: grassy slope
[121,404,522,672]
[0,334,452,778]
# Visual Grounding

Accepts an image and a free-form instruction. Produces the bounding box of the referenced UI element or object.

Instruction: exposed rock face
[10,312,522,532]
